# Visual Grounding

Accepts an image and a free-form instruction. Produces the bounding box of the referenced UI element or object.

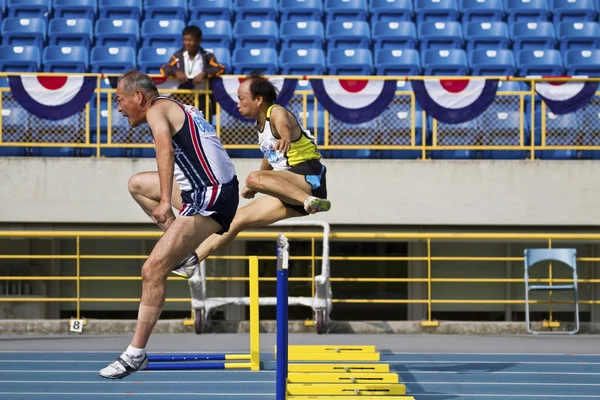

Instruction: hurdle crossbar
[146,256,260,371]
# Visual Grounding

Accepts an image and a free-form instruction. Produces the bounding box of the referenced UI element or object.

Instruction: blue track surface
[1,351,600,399]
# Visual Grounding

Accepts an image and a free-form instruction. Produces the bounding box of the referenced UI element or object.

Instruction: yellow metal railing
[0,230,598,326]
[0,73,599,159]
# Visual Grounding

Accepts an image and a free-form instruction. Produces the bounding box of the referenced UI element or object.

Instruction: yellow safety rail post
[544,238,560,329]
[421,238,439,327]
[249,256,261,371]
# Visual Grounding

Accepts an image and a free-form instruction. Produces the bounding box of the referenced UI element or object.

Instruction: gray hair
[117,69,159,98]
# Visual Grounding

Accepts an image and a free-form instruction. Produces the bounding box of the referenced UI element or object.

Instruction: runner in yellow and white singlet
[171,71,331,278]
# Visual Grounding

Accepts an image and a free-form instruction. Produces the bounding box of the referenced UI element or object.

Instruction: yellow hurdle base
[284,352,381,361]
[287,396,415,400]
[288,363,390,373]
[287,383,406,395]
[276,345,376,354]
[287,372,399,383]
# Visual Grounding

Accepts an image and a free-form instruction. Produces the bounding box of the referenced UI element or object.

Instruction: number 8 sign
[69,319,84,333]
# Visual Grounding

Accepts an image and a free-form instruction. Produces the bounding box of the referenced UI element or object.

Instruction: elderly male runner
[99,69,240,379]
[170,72,331,279]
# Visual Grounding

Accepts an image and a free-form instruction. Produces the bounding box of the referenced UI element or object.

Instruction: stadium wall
[0,157,596,226]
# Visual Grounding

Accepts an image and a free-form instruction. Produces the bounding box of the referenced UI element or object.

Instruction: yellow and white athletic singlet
[258,105,320,170]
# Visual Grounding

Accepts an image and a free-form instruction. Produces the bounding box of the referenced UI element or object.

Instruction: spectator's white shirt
[183,50,206,90]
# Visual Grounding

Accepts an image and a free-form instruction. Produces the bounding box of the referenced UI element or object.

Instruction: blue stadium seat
[53,0,96,19]
[43,45,88,72]
[460,0,504,23]
[90,46,136,73]
[422,49,469,75]
[280,48,327,74]
[469,49,517,75]
[370,0,413,23]
[189,20,232,49]
[465,21,510,52]
[0,100,30,156]
[204,47,231,72]
[430,117,481,159]
[505,0,550,25]
[327,48,374,75]
[189,0,233,21]
[0,45,40,71]
[582,104,600,159]
[481,107,530,159]
[141,20,185,48]
[234,20,279,50]
[551,0,596,25]
[325,0,369,23]
[232,48,278,74]
[537,110,582,159]
[95,19,139,48]
[415,0,460,23]
[99,0,142,21]
[137,46,179,74]
[517,49,563,75]
[564,49,600,75]
[379,97,424,159]
[7,0,50,19]
[281,21,325,50]
[48,18,93,50]
[375,48,421,75]
[1,17,46,50]
[419,21,463,52]
[280,0,324,22]
[235,0,278,21]
[372,21,418,51]
[144,0,187,21]
[558,22,600,52]
[511,21,556,56]
[327,21,371,50]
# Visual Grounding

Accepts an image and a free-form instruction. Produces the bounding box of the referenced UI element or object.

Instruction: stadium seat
[327,21,371,50]
[536,110,582,159]
[465,21,510,52]
[0,45,41,71]
[189,20,232,49]
[325,0,369,23]
[375,48,421,75]
[378,96,424,159]
[95,19,139,48]
[280,48,327,74]
[137,46,179,74]
[370,0,414,23]
[99,0,142,21]
[1,17,46,50]
[235,0,278,21]
[48,18,93,50]
[505,0,550,25]
[552,0,596,25]
[419,21,463,52]
[415,0,460,24]
[517,49,563,75]
[280,0,324,22]
[53,0,96,19]
[43,45,88,72]
[232,48,278,74]
[0,100,30,156]
[558,22,600,52]
[481,107,530,159]
[7,0,50,19]
[90,46,136,73]
[144,0,187,21]
[189,0,233,21]
[327,48,374,75]
[421,49,469,75]
[430,117,481,159]
[372,21,418,51]
[564,49,600,76]
[460,0,504,23]
[281,21,325,50]
[141,20,185,48]
[582,104,600,159]
[469,49,517,75]
[511,21,556,56]
[234,20,279,50]
[204,47,231,72]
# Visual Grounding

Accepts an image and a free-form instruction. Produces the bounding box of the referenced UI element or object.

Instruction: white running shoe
[304,196,332,214]
[171,251,199,280]
[99,352,148,380]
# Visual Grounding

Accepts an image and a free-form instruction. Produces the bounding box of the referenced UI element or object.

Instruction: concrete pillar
[407,241,427,321]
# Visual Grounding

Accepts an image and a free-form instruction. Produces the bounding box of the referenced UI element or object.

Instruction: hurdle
[145,256,261,371]
[274,233,415,400]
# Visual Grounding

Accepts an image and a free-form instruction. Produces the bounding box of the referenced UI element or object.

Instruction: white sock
[125,345,145,358]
